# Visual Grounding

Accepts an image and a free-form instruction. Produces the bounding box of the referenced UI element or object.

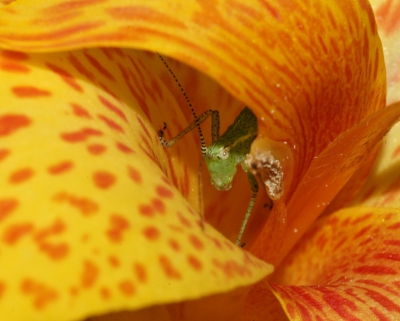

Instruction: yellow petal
[0,48,272,321]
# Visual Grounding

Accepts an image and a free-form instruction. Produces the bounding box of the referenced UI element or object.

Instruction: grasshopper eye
[218,147,230,160]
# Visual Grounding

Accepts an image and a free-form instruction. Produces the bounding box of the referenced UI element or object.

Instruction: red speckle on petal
[159,255,181,279]
[388,222,400,230]
[128,166,141,184]
[81,260,99,288]
[139,204,155,218]
[353,265,397,275]
[168,238,181,252]
[0,198,19,222]
[98,114,124,132]
[38,242,69,260]
[60,127,103,143]
[34,219,65,242]
[2,223,34,245]
[177,212,192,228]
[351,213,373,225]
[161,176,172,186]
[47,161,74,175]
[0,60,30,73]
[0,114,31,136]
[107,214,130,243]
[156,185,174,198]
[100,287,111,300]
[143,226,160,241]
[84,53,116,82]
[118,280,135,296]
[21,279,58,310]
[9,168,34,184]
[189,234,204,251]
[385,239,400,246]
[69,287,79,297]
[87,144,106,155]
[0,149,10,162]
[187,255,202,271]
[212,259,251,278]
[97,95,127,121]
[1,50,29,60]
[117,142,135,154]
[45,63,83,92]
[70,103,91,118]
[93,171,116,189]
[152,198,165,214]
[12,86,51,97]
[133,263,147,283]
[0,282,5,299]
[68,54,95,82]
[108,255,120,267]
[53,192,99,216]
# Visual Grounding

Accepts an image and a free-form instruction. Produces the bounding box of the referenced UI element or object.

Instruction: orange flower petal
[269,206,400,320]
[0,0,390,258]
[348,0,400,209]
[253,102,400,265]
[0,48,272,320]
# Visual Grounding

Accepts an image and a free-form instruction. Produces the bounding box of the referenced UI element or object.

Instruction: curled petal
[0,48,272,320]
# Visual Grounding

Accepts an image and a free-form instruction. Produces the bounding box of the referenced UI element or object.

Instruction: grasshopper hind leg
[235,169,259,246]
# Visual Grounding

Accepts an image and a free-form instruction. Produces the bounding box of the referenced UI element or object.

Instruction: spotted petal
[267,206,400,321]
[0,49,272,321]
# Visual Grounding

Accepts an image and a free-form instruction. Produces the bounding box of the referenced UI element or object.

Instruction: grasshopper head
[205,145,237,191]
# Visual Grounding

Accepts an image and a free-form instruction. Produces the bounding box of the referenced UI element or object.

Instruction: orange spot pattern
[47,161,74,175]
[117,142,135,154]
[0,149,10,162]
[127,165,141,184]
[12,86,51,97]
[0,198,19,222]
[81,260,99,288]
[97,114,124,132]
[118,280,135,296]
[60,127,103,143]
[159,255,181,279]
[34,219,69,260]
[2,223,34,245]
[0,114,31,136]
[45,62,83,92]
[143,226,160,241]
[156,185,174,198]
[70,102,92,118]
[133,263,147,283]
[100,287,111,300]
[9,168,34,184]
[108,255,120,267]
[92,170,116,189]
[53,192,99,216]
[107,214,130,243]
[87,143,106,155]
[97,95,127,121]
[21,279,58,310]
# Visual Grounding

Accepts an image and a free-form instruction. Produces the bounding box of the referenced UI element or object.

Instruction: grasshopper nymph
[157,54,259,246]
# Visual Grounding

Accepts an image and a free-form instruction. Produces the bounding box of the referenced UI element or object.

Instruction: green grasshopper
[157,55,258,246]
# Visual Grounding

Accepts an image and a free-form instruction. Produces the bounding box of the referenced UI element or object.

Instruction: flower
[0,0,400,320]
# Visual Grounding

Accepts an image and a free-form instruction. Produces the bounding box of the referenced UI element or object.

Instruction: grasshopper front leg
[158,110,220,155]
[235,166,259,246]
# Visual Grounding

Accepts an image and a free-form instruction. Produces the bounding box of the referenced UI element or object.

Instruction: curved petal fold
[0,48,272,321]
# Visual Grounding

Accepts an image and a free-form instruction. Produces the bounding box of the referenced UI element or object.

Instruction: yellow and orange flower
[1,0,400,320]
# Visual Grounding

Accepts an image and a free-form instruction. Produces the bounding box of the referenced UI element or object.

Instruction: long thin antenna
[157,54,207,155]
[158,53,206,229]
